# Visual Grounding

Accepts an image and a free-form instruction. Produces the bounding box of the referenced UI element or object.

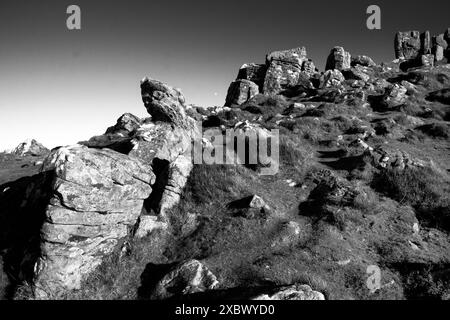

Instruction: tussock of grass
[372,167,450,231]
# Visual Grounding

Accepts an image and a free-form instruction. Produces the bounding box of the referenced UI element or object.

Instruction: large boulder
[266,47,307,66]
[263,47,308,95]
[301,59,317,77]
[421,54,435,67]
[421,31,432,54]
[432,34,448,62]
[151,260,219,300]
[342,66,370,82]
[381,84,407,109]
[325,46,351,71]
[225,79,259,106]
[321,69,345,88]
[140,77,192,129]
[351,55,376,67]
[82,78,200,237]
[80,113,145,153]
[13,139,49,157]
[395,31,421,60]
[33,145,155,297]
[253,284,325,300]
[236,63,267,89]
[133,78,200,235]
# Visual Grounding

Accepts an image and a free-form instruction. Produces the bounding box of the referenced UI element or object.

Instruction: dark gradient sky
[1,0,449,149]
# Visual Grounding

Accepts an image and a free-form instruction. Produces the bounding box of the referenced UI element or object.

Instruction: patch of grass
[64,230,169,300]
[417,123,450,139]
[372,167,450,231]
[185,164,250,205]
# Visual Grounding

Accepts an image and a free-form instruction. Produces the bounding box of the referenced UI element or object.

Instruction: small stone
[253,284,325,300]
[249,195,266,209]
[413,222,420,234]
[135,215,168,238]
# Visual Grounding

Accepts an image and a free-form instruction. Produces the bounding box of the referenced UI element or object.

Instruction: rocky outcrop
[394,28,450,68]
[395,31,422,60]
[133,78,200,228]
[253,284,325,300]
[237,63,267,90]
[326,46,351,71]
[321,69,345,88]
[81,113,145,153]
[432,34,448,62]
[13,139,49,157]
[225,46,317,104]
[225,79,259,106]
[150,260,219,299]
[0,78,202,298]
[351,55,376,67]
[140,78,195,130]
[365,146,430,171]
[263,47,309,95]
[33,145,155,297]
[84,78,200,236]
[381,84,407,109]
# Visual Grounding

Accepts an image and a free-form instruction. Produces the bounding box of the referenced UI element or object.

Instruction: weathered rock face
[13,139,49,157]
[133,78,200,235]
[351,55,376,67]
[394,28,450,68]
[263,47,308,95]
[3,77,201,297]
[321,69,345,88]
[151,260,219,299]
[266,47,307,66]
[432,34,448,62]
[395,31,421,60]
[253,284,325,300]
[342,66,370,82]
[81,113,145,154]
[225,79,259,106]
[237,63,267,89]
[33,145,155,297]
[301,59,317,76]
[325,46,351,71]
[85,78,199,235]
[421,31,432,54]
[140,77,190,129]
[421,54,435,67]
[224,46,317,101]
[381,84,407,109]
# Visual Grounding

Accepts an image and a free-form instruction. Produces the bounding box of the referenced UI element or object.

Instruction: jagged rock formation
[82,77,200,237]
[13,139,49,156]
[395,29,450,68]
[381,84,407,109]
[351,55,376,67]
[34,145,155,297]
[325,46,351,71]
[225,79,259,106]
[0,78,201,298]
[321,69,345,88]
[225,46,318,105]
